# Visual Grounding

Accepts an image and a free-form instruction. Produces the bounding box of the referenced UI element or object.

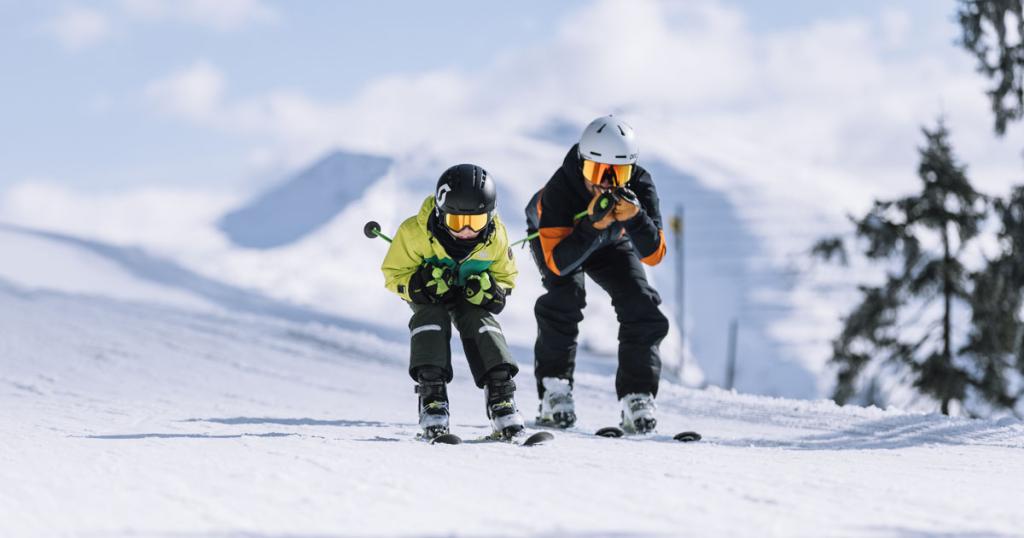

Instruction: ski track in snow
[2,278,1023,537]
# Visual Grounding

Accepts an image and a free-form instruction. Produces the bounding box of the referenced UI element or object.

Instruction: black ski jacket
[525,145,666,276]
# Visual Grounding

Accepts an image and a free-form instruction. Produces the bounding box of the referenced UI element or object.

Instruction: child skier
[381,163,525,440]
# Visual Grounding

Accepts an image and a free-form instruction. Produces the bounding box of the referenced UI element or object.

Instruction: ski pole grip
[589,191,617,222]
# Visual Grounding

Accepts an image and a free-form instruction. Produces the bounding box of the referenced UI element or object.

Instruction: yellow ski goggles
[443,212,490,232]
[581,159,633,187]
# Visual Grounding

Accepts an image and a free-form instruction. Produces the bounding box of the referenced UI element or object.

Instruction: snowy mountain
[2,223,1022,536]
[219,150,392,249]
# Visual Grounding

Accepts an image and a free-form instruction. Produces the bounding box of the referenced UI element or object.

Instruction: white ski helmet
[578,115,639,165]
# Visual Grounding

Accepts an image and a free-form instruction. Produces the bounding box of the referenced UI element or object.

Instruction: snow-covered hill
[218,150,392,249]
[2,224,1022,536]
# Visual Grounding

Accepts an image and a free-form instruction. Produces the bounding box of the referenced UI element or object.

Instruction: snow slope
[2,225,1022,537]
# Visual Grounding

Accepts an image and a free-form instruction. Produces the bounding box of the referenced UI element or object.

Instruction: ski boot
[484,368,526,440]
[415,367,450,440]
[620,393,657,434]
[536,377,576,429]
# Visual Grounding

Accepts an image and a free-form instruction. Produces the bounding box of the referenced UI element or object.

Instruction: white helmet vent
[578,115,638,165]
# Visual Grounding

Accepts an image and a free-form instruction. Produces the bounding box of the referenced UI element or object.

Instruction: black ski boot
[484,368,526,440]
[415,367,450,440]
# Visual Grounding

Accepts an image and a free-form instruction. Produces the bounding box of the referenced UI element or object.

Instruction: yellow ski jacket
[381,195,518,302]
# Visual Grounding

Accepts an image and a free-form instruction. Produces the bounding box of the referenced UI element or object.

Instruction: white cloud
[120,0,277,31]
[39,1,273,53]
[140,0,1024,201]
[43,6,111,51]
[880,7,912,48]
[145,61,227,123]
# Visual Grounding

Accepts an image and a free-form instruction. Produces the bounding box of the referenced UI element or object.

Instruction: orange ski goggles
[581,159,633,187]
[443,212,490,232]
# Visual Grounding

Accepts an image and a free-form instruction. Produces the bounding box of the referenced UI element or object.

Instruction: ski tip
[522,431,554,446]
[673,431,702,443]
[429,433,463,445]
[363,220,381,239]
[595,426,625,438]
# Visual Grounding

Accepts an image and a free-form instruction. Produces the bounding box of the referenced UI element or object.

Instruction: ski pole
[510,209,590,248]
[510,232,538,248]
[363,221,393,243]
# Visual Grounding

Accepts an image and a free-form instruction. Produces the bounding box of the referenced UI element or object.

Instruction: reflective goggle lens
[581,160,633,186]
[444,212,490,232]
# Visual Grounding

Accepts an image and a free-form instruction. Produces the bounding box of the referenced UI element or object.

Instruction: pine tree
[958,0,1024,135]
[961,187,1024,414]
[814,120,986,415]
[955,1,1024,417]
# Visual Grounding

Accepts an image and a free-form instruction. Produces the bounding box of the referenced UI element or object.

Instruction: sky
[1,0,1021,196]
[0,1,588,189]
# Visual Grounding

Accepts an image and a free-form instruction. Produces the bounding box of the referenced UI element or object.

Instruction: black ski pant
[407,301,518,388]
[530,238,668,399]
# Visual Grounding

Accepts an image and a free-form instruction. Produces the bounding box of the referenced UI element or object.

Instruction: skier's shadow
[79,432,297,440]
[180,417,412,428]
[79,418,419,441]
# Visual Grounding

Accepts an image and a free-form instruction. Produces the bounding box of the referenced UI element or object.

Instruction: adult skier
[381,164,525,440]
[525,116,668,433]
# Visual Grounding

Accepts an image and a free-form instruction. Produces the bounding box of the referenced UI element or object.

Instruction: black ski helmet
[434,164,496,216]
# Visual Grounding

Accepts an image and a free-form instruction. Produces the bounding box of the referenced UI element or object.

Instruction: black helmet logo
[436,183,452,209]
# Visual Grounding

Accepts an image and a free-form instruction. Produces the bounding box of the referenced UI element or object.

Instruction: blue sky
[0,1,997,192]
[0,1,590,188]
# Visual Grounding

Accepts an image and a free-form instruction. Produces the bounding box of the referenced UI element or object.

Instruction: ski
[469,430,554,446]
[415,432,463,445]
[595,425,702,442]
[521,431,554,446]
[430,433,463,445]
[595,426,624,438]
[673,431,702,442]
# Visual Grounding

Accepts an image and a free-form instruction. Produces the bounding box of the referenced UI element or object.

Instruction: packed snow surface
[2,226,1022,537]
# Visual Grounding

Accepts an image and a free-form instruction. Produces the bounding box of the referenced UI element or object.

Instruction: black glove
[407,264,455,304]
[463,271,507,314]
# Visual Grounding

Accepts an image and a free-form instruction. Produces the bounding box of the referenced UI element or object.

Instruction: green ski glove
[408,263,455,304]
[464,271,507,314]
